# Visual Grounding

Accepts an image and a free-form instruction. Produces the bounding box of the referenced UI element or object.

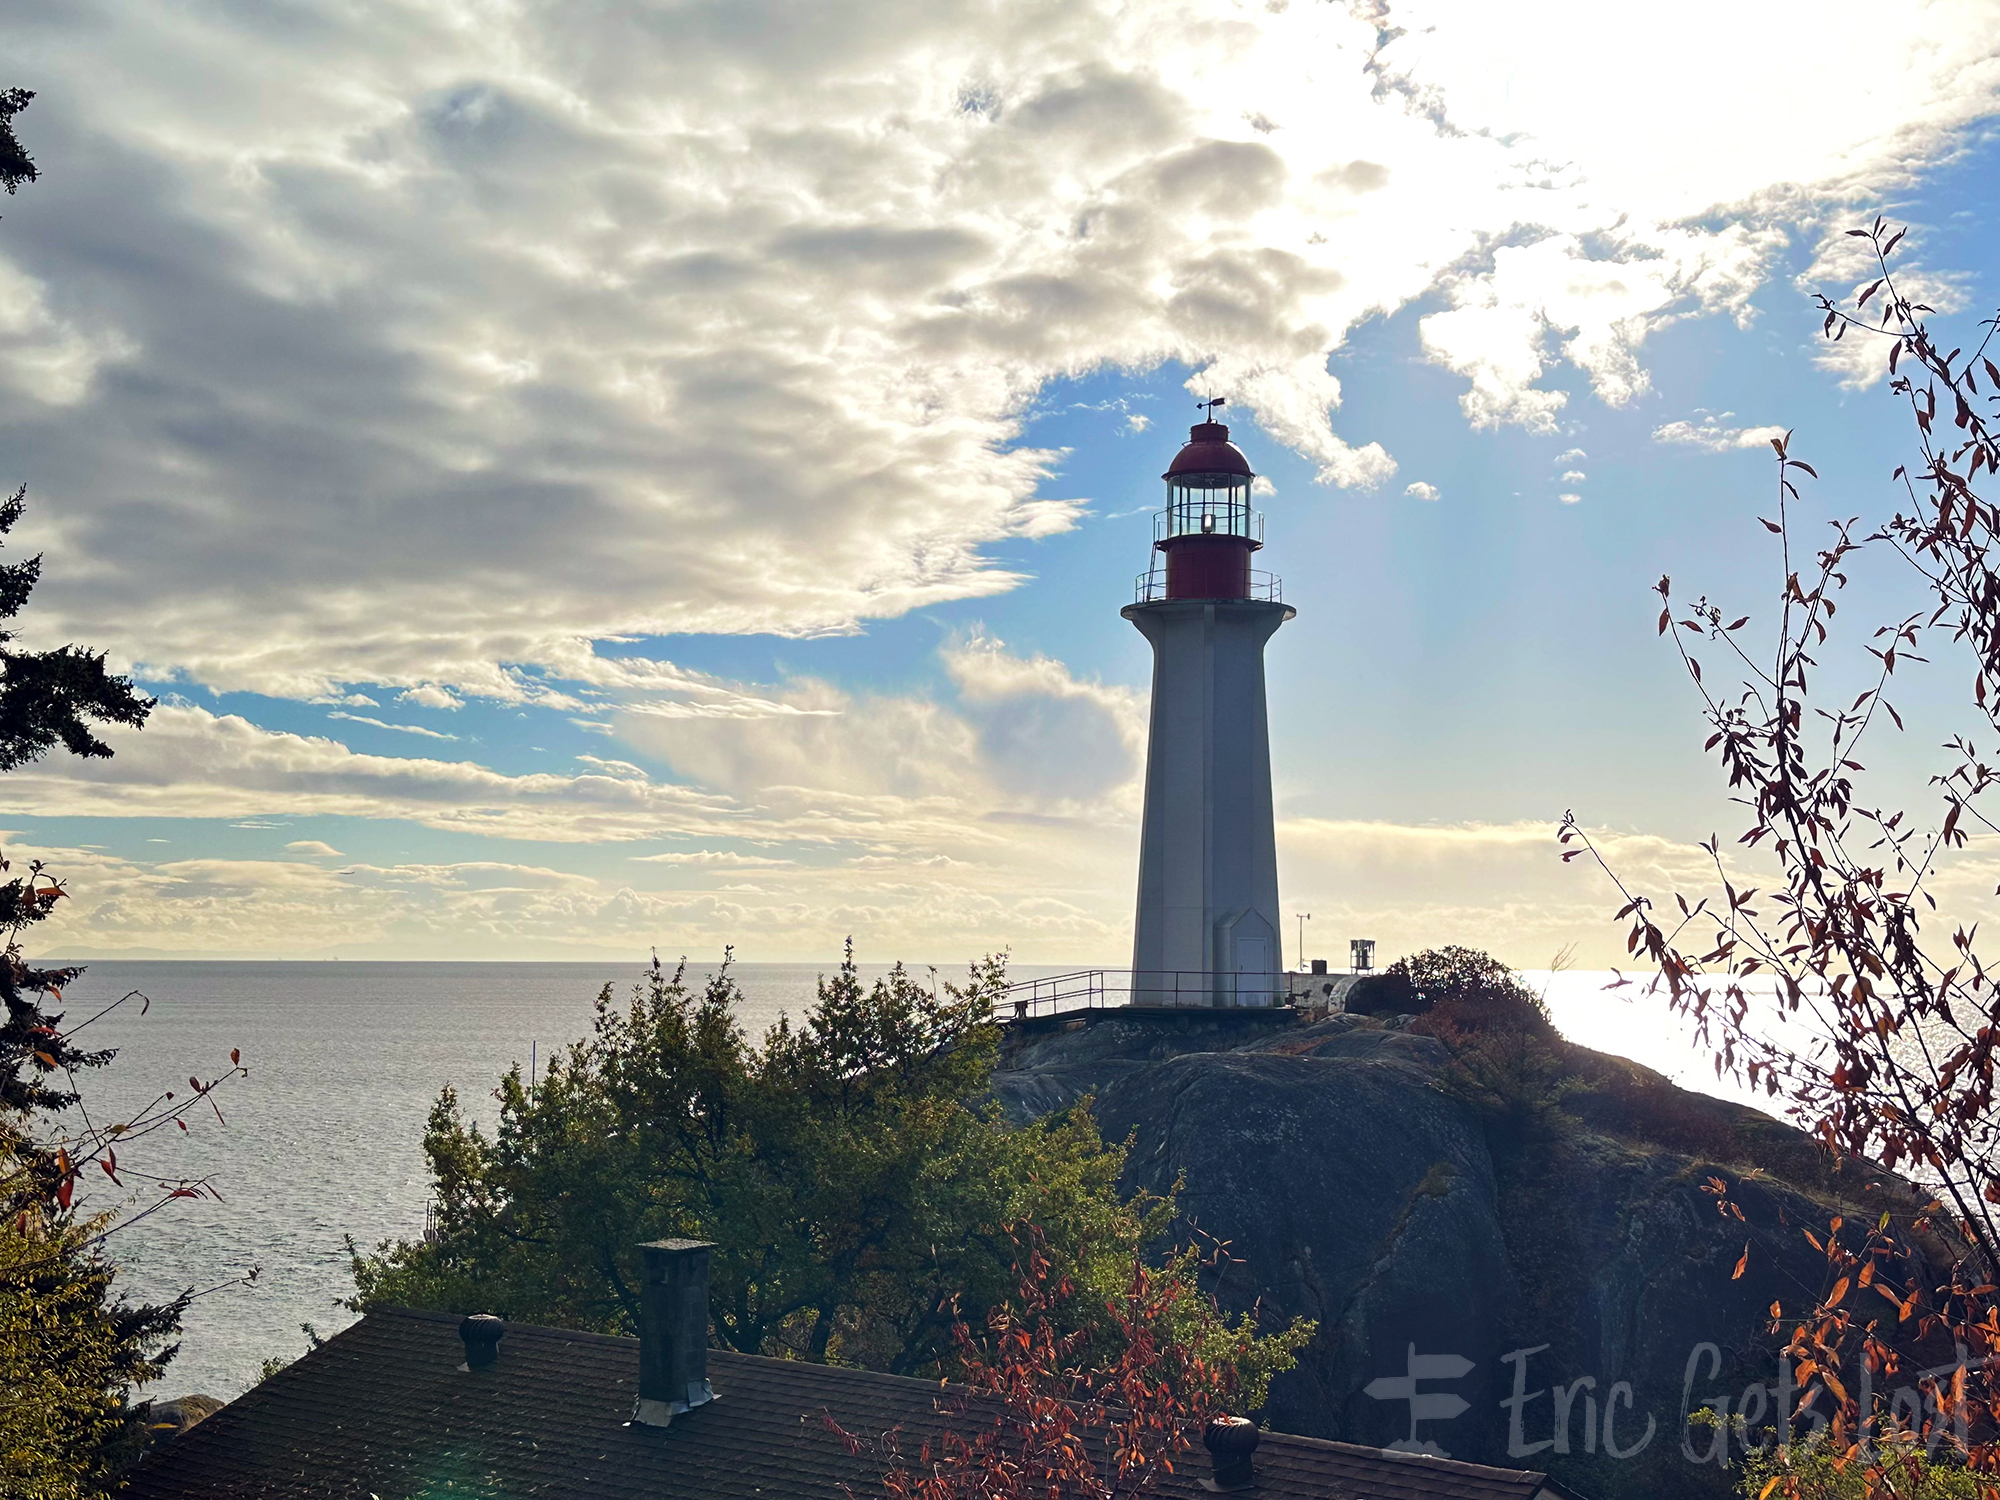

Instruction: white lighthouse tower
[1125,407,1293,1007]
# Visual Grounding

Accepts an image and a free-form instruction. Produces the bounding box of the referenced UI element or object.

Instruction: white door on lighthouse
[1233,935,1268,1003]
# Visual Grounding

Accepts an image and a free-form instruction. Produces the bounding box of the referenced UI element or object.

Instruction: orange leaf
[1734,1243,1751,1280]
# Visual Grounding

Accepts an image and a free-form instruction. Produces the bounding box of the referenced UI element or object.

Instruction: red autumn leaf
[1734,1244,1751,1280]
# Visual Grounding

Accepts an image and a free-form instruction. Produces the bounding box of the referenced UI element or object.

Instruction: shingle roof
[127,1308,1582,1500]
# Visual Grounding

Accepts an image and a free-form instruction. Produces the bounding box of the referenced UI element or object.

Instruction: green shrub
[1734,1429,1981,1499]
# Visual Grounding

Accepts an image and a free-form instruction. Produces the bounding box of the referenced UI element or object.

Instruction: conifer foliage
[0,87,231,1498]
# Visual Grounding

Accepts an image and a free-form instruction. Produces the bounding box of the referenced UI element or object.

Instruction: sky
[2,0,1998,965]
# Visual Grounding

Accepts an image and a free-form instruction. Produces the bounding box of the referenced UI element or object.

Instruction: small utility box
[1350,939,1376,973]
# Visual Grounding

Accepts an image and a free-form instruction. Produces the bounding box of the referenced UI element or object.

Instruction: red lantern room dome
[1163,421,1255,481]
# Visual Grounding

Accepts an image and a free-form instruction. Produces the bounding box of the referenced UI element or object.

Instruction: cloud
[2,808,1784,968]
[5,638,1140,854]
[0,1,1986,707]
[284,840,344,858]
[1404,481,1441,502]
[1802,230,1971,389]
[1561,470,1586,483]
[3,706,743,845]
[1419,228,1775,430]
[1652,416,1790,452]
[328,712,458,741]
[1558,493,1582,505]
[1555,448,1587,464]
[631,850,797,868]
[1275,817,1728,970]
[397,685,462,711]
[618,631,1142,811]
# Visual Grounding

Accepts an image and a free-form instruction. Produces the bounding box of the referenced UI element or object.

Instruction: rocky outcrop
[997,1010,1909,1500]
[140,1395,224,1451]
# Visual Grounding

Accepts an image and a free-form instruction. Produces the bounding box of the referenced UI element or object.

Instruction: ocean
[35,959,1762,1402]
[41,957,1056,1402]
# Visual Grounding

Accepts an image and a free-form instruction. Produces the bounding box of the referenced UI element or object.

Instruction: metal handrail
[1001,968,1310,1022]
[1132,568,1282,604]
[1153,505,1264,546]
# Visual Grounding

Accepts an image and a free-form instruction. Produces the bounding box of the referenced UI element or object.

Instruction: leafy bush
[1734,1429,1981,1499]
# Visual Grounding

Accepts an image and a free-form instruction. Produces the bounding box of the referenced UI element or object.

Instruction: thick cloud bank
[3,0,1993,702]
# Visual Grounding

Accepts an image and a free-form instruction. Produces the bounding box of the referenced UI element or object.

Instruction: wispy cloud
[631,850,798,868]
[329,712,458,741]
[1652,416,1789,452]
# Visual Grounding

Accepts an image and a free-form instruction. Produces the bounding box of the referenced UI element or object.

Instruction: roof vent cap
[1202,1415,1259,1491]
[458,1313,506,1372]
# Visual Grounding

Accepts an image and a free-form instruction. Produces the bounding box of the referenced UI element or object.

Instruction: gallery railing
[1131,567,1283,604]
[1000,968,1304,1021]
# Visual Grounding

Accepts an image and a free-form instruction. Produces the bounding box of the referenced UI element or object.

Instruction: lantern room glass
[1158,474,1259,544]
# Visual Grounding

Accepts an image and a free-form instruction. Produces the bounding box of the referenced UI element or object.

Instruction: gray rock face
[142,1395,224,1451]
[1095,1047,1519,1456]
[997,1010,1883,1500]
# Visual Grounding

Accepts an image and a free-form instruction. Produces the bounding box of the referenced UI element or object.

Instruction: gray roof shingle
[128,1308,1582,1500]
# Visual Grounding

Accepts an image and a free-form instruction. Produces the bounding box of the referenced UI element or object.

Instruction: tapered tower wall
[1124,596,1293,1005]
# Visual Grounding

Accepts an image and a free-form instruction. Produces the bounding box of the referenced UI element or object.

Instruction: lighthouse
[1125,407,1293,1006]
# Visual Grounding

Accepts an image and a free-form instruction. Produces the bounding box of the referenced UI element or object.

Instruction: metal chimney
[1203,1415,1260,1491]
[457,1313,505,1372]
[633,1238,715,1427]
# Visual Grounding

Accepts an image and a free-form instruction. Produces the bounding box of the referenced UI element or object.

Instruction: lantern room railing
[1133,567,1281,604]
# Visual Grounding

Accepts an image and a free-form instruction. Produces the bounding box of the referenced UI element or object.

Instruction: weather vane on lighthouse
[1124,400,1292,1006]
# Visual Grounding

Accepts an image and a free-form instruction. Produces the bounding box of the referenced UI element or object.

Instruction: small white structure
[1125,414,1293,1006]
